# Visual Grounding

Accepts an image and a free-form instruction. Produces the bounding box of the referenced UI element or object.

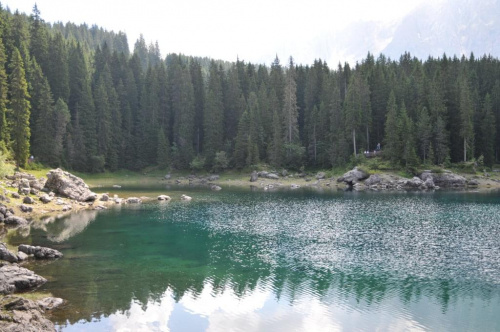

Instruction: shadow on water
[10,187,500,331]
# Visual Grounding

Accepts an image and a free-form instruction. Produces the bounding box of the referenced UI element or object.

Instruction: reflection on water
[31,210,98,242]
[13,189,500,331]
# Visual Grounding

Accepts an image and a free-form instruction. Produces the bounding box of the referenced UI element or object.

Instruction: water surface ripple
[13,189,500,331]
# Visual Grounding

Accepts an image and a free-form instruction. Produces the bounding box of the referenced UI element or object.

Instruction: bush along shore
[0,166,499,331]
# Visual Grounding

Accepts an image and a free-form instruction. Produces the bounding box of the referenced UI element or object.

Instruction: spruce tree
[157,127,170,169]
[282,57,300,161]
[8,47,31,168]
[0,36,9,153]
[203,61,224,167]
[481,94,496,166]
[52,98,70,166]
[416,106,432,164]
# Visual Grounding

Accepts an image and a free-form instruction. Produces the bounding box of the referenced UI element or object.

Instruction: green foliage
[213,151,229,173]
[0,151,14,177]
[189,155,206,172]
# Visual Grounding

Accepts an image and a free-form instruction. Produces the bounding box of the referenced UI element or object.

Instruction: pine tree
[481,94,496,166]
[383,91,400,164]
[8,47,31,168]
[156,127,170,169]
[52,98,70,166]
[0,36,9,153]
[30,59,55,164]
[29,4,49,73]
[282,57,300,161]
[416,106,432,163]
[458,72,474,162]
[203,61,224,167]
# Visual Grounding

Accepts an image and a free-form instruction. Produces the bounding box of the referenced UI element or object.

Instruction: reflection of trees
[34,217,498,326]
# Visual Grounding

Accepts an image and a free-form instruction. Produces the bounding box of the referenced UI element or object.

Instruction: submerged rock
[18,244,63,259]
[44,168,97,202]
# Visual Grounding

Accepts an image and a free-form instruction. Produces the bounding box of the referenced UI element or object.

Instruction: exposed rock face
[44,168,97,202]
[0,295,57,332]
[18,245,63,259]
[420,171,466,187]
[250,171,258,182]
[0,244,18,263]
[0,264,47,295]
[338,167,370,186]
[126,197,142,204]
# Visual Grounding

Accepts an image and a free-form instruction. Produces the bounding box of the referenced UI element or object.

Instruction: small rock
[39,195,53,204]
[210,184,222,191]
[37,297,64,310]
[157,195,171,201]
[18,187,30,195]
[164,174,171,180]
[291,184,300,189]
[23,196,35,204]
[208,175,219,181]
[11,192,20,199]
[30,188,39,195]
[100,194,110,201]
[267,173,280,180]
[93,205,107,210]
[126,197,142,204]
[55,198,65,205]
[16,251,29,261]
[19,204,33,213]
[114,198,123,204]
[62,205,72,212]
[112,184,122,188]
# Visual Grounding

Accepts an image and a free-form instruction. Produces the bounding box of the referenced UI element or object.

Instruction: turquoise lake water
[11,187,500,331]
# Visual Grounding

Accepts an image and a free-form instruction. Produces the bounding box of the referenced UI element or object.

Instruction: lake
[10,186,500,331]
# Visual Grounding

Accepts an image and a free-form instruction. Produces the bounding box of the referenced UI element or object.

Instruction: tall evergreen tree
[203,61,224,166]
[282,57,300,161]
[480,94,496,166]
[0,35,9,153]
[8,47,30,167]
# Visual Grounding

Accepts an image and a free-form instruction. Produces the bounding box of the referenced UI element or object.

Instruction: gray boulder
[11,192,20,199]
[208,175,219,181]
[157,195,171,201]
[316,172,326,180]
[0,264,47,295]
[210,184,222,191]
[0,295,56,331]
[364,174,382,186]
[99,194,109,202]
[467,179,479,187]
[266,173,280,180]
[16,251,28,261]
[424,177,436,189]
[0,244,18,263]
[338,167,370,186]
[420,171,466,187]
[18,244,63,259]
[250,171,258,182]
[406,177,424,188]
[37,297,64,311]
[44,168,97,202]
[39,194,52,204]
[4,216,28,226]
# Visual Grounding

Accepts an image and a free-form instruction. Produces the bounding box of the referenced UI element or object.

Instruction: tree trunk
[353,128,357,156]
[464,137,467,162]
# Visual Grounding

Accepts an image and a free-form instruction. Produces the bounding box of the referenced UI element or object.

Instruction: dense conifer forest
[1,5,499,173]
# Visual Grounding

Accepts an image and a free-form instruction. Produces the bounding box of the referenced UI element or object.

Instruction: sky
[1,0,429,65]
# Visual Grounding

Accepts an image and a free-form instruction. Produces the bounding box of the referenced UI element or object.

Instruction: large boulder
[18,245,63,259]
[44,168,97,202]
[338,167,370,186]
[364,174,382,186]
[420,171,466,187]
[0,295,57,332]
[0,244,18,263]
[0,264,47,295]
